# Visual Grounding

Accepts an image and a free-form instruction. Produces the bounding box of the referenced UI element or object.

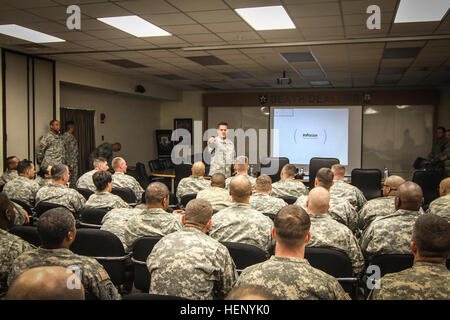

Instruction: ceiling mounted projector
[276,70,292,85]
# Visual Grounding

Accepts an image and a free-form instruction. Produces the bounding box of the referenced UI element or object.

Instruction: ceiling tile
[114,0,180,15]
[383,47,423,59]
[141,13,195,26]
[162,24,210,35]
[80,3,131,18]
[203,22,253,33]
[186,10,242,23]
[186,55,228,66]
[286,2,341,17]
[167,0,228,12]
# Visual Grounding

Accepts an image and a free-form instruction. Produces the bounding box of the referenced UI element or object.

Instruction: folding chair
[131,236,162,292]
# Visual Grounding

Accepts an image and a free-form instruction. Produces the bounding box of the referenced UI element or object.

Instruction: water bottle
[384,167,389,180]
[300,167,305,178]
[250,166,254,177]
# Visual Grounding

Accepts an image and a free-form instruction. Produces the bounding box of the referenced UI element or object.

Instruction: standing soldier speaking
[62,121,79,188]
[37,120,65,169]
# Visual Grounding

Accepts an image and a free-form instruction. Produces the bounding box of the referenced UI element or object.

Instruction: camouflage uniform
[443,142,450,177]
[0,169,18,187]
[35,176,53,188]
[3,176,40,208]
[270,179,308,198]
[208,138,235,178]
[89,142,113,169]
[249,193,287,215]
[35,184,86,214]
[236,256,349,300]
[84,192,129,210]
[209,203,274,256]
[225,174,256,191]
[147,226,238,300]
[359,209,422,260]
[37,132,65,168]
[0,229,35,297]
[426,193,450,220]
[308,214,365,275]
[176,175,209,203]
[330,180,367,211]
[62,132,79,187]
[76,169,97,192]
[100,208,144,250]
[196,186,232,211]
[295,195,359,234]
[7,247,121,300]
[12,202,28,226]
[112,172,144,203]
[369,262,450,300]
[358,196,396,231]
[123,208,183,252]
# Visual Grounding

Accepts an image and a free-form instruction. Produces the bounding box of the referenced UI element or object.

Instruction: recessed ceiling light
[394,0,450,23]
[0,24,65,43]
[97,15,171,37]
[235,6,296,31]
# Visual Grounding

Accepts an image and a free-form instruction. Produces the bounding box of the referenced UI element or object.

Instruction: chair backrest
[35,202,70,218]
[111,187,137,204]
[10,198,33,217]
[304,247,353,278]
[131,236,163,292]
[369,254,414,277]
[76,188,94,200]
[9,226,41,247]
[70,229,130,286]
[280,195,297,205]
[135,162,150,189]
[180,193,197,207]
[260,157,289,183]
[308,157,340,189]
[412,170,441,206]
[80,207,111,226]
[149,160,162,172]
[220,241,267,272]
[174,163,192,193]
[122,293,188,300]
[263,212,276,221]
[351,168,382,200]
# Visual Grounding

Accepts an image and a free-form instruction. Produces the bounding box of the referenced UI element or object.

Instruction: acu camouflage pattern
[7,247,121,300]
[100,207,144,250]
[84,192,129,210]
[330,180,367,210]
[359,209,422,260]
[209,203,274,256]
[62,132,79,186]
[369,262,450,300]
[3,176,40,208]
[225,174,256,191]
[0,169,18,187]
[208,138,235,178]
[175,175,209,203]
[76,169,97,192]
[443,142,450,177]
[37,132,66,168]
[358,196,397,231]
[0,229,35,297]
[112,172,144,203]
[147,226,238,300]
[35,184,86,214]
[250,193,287,215]
[11,202,28,226]
[307,214,365,275]
[236,256,349,300]
[35,176,53,188]
[270,179,308,198]
[295,195,359,234]
[123,207,183,252]
[89,142,113,168]
[426,193,450,220]
[196,186,232,211]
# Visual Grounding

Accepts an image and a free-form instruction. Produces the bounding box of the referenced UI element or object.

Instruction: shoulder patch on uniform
[99,269,110,281]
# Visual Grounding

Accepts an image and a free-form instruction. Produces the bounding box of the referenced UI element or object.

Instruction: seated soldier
[225,284,278,300]
[225,156,256,190]
[3,159,40,208]
[147,199,237,300]
[7,207,121,300]
[0,156,19,187]
[369,214,450,300]
[84,171,129,210]
[330,164,366,211]
[196,173,232,211]
[250,175,287,215]
[76,158,109,192]
[236,205,350,300]
[111,157,144,203]
[35,165,53,188]
[270,164,308,198]
[426,177,450,220]
[176,162,209,204]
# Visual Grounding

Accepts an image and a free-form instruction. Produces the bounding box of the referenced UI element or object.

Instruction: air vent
[186,55,228,66]
[379,67,407,74]
[382,47,422,59]
[223,72,252,79]
[103,59,147,68]
[280,52,316,62]
[299,69,325,77]
[155,74,187,80]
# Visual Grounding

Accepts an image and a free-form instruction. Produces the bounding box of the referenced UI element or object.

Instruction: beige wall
[437,87,450,129]
[159,91,204,130]
[0,49,3,171]
[60,83,161,166]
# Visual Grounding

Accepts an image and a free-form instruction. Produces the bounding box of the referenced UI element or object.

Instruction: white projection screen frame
[270,106,362,175]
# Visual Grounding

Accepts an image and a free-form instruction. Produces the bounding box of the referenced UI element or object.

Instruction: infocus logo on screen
[302,133,318,139]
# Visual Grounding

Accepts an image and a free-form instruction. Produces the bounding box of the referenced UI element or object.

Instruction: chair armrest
[131,257,147,265]
[94,252,132,262]
[78,222,102,229]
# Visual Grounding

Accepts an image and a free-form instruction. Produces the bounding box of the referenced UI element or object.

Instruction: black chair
[263,212,276,221]
[70,229,132,286]
[308,157,340,189]
[220,242,267,273]
[35,202,70,218]
[174,163,192,194]
[136,162,151,189]
[111,187,137,204]
[280,196,297,205]
[180,193,197,208]
[76,188,94,200]
[412,170,441,206]
[9,226,41,247]
[351,168,382,200]
[131,236,162,292]
[79,207,111,228]
[122,293,188,300]
[305,247,358,299]
[260,157,289,183]
[148,160,162,172]
[368,254,414,277]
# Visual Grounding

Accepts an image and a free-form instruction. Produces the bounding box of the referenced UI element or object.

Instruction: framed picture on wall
[173,118,193,144]
[156,130,173,158]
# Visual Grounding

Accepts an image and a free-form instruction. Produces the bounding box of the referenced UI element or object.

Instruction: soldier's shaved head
[6,266,85,300]
[93,157,108,170]
[234,156,249,173]
[226,284,278,300]
[281,164,297,179]
[306,187,330,214]
[191,162,205,176]
[145,182,169,206]
[255,175,272,193]
[331,164,345,179]
[111,157,125,170]
[184,198,213,228]
[396,181,424,211]
[211,173,226,188]
[383,175,405,197]
[229,175,252,203]
[439,177,450,196]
